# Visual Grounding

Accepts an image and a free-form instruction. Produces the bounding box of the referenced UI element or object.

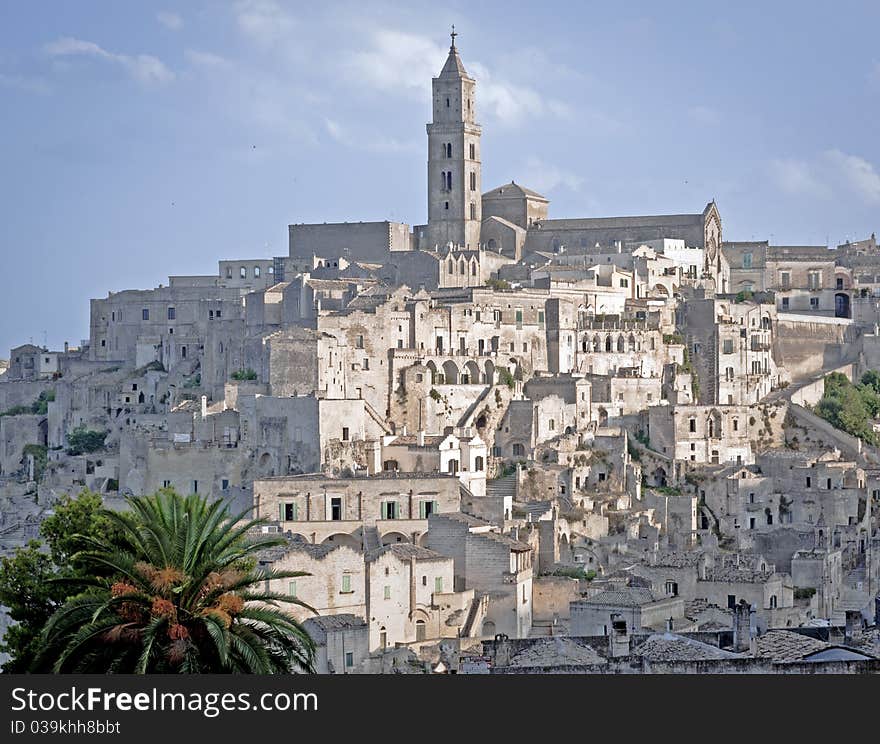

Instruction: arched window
[446,143,452,158]
[240,266,246,278]
[471,261,477,276]
[225,267,232,278]
[470,202,476,220]
[605,336,612,352]
[254,266,261,278]
[440,171,447,189]
[415,620,426,641]
[459,260,466,275]
[448,259,454,273]
[447,171,452,190]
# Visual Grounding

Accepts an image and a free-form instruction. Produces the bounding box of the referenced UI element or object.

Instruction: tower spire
[450,24,457,50]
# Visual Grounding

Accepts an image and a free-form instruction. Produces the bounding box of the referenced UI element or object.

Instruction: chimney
[609,615,630,658]
[200,395,208,419]
[732,601,753,652]
[417,430,425,446]
[844,609,860,645]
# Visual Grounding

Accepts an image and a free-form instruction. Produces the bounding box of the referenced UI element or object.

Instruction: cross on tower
[450,24,457,49]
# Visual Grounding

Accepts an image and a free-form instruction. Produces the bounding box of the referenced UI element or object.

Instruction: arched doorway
[835,293,850,318]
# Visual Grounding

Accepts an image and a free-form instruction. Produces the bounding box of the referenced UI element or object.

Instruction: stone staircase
[486,473,517,502]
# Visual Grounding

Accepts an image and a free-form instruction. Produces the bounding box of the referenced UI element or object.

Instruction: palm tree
[33,489,315,673]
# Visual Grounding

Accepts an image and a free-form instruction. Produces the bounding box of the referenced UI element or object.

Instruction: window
[280,503,298,521]
[470,202,477,220]
[469,143,475,159]
[240,266,247,278]
[418,500,437,519]
[254,266,261,278]
[379,629,387,649]
[382,501,399,519]
[167,307,175,321]
[780,272,791,289]
[341,427,350,442]
[226,267,232,278]
[474,456,484,471]
[781,297,789,310]
[689,418,696,433]
[806,476,811,488]
[192,480,198,493]
[548,419,555,431]
[665,581,678,597]
[742,252,752,269]
[727,595,737,609]
[810,297,819,309]
[470,171,476,191]
[288,580,297,598]
[383,585,391,600]
[345,652,354,668]
[222,479,229,490]
[435,576,443,593]
[836,277,844,290]
[808,271,820,290]
[723,339,734,354]
[415,620,426,641]
[142,308,150,321]
[330,497,343,521]
[341,574,352,594]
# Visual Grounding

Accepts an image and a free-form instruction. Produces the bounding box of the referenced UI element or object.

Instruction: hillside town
[2,32,879,674]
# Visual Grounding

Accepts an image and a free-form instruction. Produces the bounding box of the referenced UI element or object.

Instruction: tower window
[469,143,475,159]
[445,201,449,210]
[470,171,476,191]
[446,143,452,158]
[446,97,450,107]
[470,202,476,220]
[447,171,452,190]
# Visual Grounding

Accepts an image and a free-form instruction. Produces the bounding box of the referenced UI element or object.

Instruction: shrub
[66,427,107,455]
[230,368,258,381]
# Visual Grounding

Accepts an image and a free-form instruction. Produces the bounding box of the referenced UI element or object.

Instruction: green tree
[33,489,315,674]
[0,489,110,672]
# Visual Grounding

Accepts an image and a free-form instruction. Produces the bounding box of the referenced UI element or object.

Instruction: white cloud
[185,49,232,69]
[157,11,183,31]
[43,37,174,85]
[324,118,418,153]
[769,157,829,198]
[0,72,50,94]
[769,150,880,204]
[520,156,583,194]
[345,29,444,96]
[235,0,295,48]
[824,149,880,204]
[343,28,569,126]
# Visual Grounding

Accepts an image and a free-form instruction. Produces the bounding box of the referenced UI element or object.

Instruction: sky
[1,0,879,355]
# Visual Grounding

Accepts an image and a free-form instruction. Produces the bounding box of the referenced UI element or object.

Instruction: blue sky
[1,1,879,355]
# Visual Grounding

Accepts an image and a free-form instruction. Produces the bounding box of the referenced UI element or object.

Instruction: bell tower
[426,27,482,250]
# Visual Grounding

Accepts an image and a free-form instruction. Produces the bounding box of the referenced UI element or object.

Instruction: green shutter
[342,574,351,593]
[279,503,285,521]
[419,501,426,519]
[291,502,298,521]
[288,580,296,597]
[435,576,443,593]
